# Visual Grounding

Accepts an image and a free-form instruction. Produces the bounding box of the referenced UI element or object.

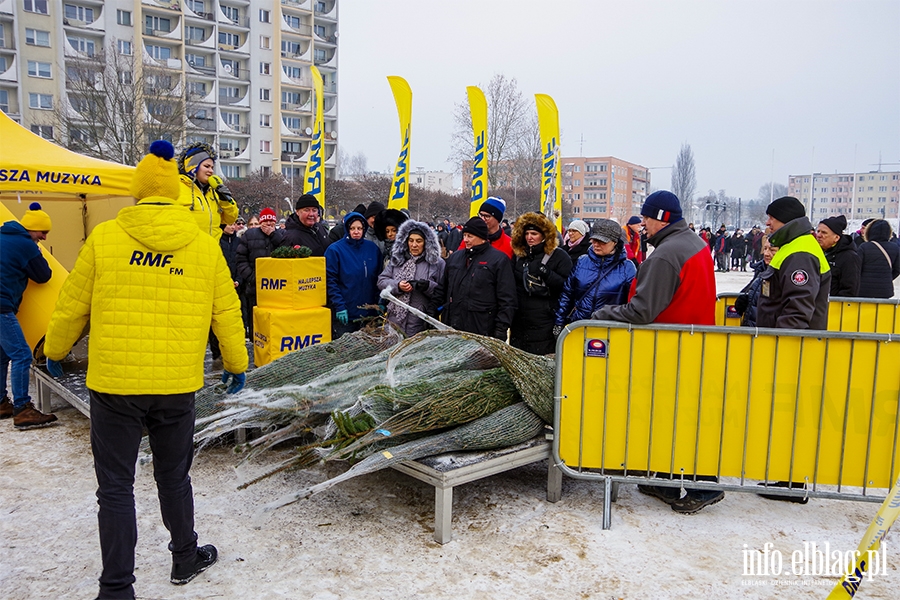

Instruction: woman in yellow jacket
[176,142,239,240]
[43,141,247,598]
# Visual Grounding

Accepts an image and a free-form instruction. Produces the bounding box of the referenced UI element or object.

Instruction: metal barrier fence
[553,320,900,529]
[715,294,900,333]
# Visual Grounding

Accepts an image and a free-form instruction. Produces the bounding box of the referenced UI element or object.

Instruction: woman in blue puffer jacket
[325,212,382,338]
[555,219,637,326]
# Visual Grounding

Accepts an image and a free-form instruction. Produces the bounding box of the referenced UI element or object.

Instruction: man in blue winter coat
[325,212,383,338]
[0,203,58,429]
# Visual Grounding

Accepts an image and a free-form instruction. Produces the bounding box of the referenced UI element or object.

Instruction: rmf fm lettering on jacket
[128,250,182,275]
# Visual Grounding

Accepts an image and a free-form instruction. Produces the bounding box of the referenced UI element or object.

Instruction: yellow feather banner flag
[535,94,562,231]
[387,76,412,210]
[826,476,900,599]
[303,65,325,211]
[467,86,488,218]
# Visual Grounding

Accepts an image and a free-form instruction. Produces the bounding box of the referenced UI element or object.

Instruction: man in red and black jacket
[592,190,721,515]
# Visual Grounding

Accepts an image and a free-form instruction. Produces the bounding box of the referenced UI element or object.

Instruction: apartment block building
[0,0,338,181]
[411,168,456,195]
[787,170,900,221]
[561,156,650,224]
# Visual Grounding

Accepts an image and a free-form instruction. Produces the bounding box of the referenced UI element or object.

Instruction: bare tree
[54,41,194,166]
[336,148,368,180]
[448,74,536,189]
[757,182,788,204]
[227,170,292,219]
[671,143,697,222]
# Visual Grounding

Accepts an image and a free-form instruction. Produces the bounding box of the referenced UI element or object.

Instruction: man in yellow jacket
[43,141,248,599]
[176,142,239,240]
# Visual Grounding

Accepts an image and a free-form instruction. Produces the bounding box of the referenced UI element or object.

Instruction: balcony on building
[142,11,182,41]
[187,107,217,131]
[63,1,104,30]
[142,42,183,70]
[282,13,312,37]
[185,51,216,76]
[184,0,216,22]
[312,23,336,46]
[218,3,251,29]
[219,58,249,81]
[0,86,19,118]
[217,29,250,55]
[281,0,312,13]
[313,0,337,22]
[313,47,336,69]
[218,84,248,106]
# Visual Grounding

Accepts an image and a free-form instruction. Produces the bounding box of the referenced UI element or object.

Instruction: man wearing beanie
[44,141,248,598]
[176,142,239,240]
[282,193,331,256]
[815,214,860,297]
[592,190,722,515]
[0,202,58,429]
[429,216,516,339]
[756,196,830,330]
[457,196,513,258]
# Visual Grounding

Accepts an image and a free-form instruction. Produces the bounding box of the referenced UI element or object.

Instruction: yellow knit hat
[20,202,52,232]
[130,140,180,201]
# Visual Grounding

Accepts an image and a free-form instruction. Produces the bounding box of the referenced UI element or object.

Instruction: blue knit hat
[640,190,682,223]
[479,196,506,221]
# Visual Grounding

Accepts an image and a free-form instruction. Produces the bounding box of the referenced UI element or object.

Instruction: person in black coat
[509,212,573,355]
[815,215,860,297]
[210,222,244,354]
[235,209,285,339]
[445,222,463,256]
[857,219,900,298]
[281,194,331,256]
[730,230,748,271]
[428,217,516,339]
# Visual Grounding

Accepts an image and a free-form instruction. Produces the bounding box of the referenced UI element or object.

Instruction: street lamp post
[287,154,297,200]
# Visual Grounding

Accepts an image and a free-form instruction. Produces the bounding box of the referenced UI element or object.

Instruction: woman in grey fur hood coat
[377,220,446,336]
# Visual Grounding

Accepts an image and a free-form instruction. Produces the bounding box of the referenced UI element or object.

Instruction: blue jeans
[0,312,33,409]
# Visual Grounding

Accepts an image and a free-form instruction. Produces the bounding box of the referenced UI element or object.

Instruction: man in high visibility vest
[756,196,830,330]
[756,195,830,504]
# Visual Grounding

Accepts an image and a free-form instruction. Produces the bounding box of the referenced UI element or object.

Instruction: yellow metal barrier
[715,294,900,333]
[553,320,900,528]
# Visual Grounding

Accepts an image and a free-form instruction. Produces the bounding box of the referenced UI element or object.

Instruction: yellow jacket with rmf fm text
[177,174,238,240]
[43,197,248,395]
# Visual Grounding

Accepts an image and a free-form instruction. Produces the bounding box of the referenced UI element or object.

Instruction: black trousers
[89,390,198,599]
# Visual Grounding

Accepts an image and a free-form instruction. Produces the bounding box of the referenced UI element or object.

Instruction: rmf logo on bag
[280,334,324,352]
[260,278,288,290]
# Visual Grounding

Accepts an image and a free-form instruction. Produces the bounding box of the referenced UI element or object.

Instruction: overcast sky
[337,0,899,202]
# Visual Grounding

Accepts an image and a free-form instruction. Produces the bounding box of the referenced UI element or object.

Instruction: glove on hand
[552,325,563,339]
[538,264,549,276]
[413,279,429,293]
[222,370,246,394]
[46,358,64,378]
[336,310,349,325]
[733,293,749,315]
[208,175,235,204]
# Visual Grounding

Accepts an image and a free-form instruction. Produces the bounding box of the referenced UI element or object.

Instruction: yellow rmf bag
[253,305,331,366]
[255,257,326,310]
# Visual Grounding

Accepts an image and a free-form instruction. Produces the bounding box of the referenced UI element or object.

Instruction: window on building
[260,88,271,101]
[285,15,304,29]
[260,35,271,49]
[145,15,171,34]
[145,45,171,60]
[186,0,205,14]
[259,9,270,22]
[260,140,271,153]
[260,114,271,127]
[219,32,240,48]
[220,85,240,98]
[221,164,241,178]
[25,28,51,47]
[28,93,53,110]
[186,26,205,42]
[283,116,302,130]
[260,62,271,75]
[27,61,52,78]
[186,53,206,67]
[66,35,96,56]
[0,90,8,113]
[31,124,53,139]
[221,58,239,76]
[283,65,303,79]
[117,40,132,55]
[314,49,327,62]
[314,25,326,38]
[222,111,240,127]
[315,1,326,12]
[118,71,132,84]
[24,0,49,15]
[65,4,94,22]
[188,81,207,96]
[117,9,131,26]
[282,141,303,154]
[281,40,302,55]
[260,166,271,176]
[222,6,239,22]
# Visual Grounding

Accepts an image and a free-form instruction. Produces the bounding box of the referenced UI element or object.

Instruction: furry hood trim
[511,212,559,257]
[390,219,442,266]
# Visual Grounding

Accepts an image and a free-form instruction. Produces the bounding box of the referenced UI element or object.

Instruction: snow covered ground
[2,270,898,600]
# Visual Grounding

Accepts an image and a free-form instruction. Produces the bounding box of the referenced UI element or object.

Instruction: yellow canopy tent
[0,110,136,270]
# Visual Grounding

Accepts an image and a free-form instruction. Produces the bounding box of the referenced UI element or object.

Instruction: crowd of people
[4,136,900,598]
